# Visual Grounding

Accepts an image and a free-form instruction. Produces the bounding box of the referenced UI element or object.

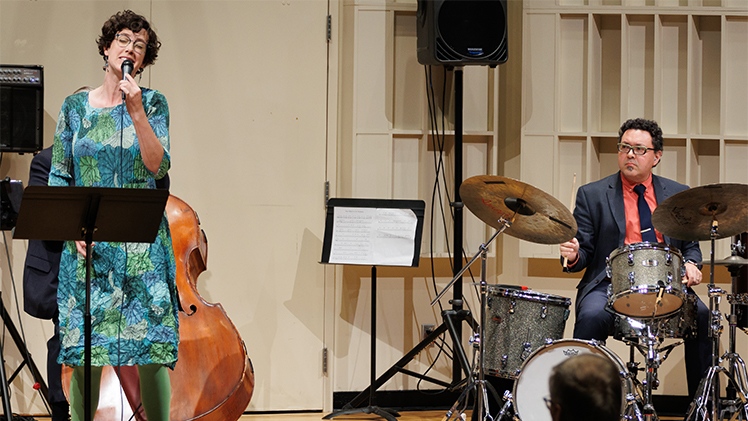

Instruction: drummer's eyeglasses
[543,397,554,410]
[115,34,147,55]
[617,142,655,155]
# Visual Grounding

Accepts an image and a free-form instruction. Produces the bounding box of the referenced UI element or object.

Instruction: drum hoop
[512,339,632,420]
[608,241,683,260]
[487,287,572,307]
[608,288,686,319]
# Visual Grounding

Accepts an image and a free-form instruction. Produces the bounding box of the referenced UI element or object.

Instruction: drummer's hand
[75,240,95,257]
[683,262,702,287]
[560,238,579,265]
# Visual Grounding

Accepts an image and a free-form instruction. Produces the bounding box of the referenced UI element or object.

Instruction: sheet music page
[329,207,417,266]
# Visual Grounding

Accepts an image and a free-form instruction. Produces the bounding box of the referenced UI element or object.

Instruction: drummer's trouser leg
[573,281,615,341]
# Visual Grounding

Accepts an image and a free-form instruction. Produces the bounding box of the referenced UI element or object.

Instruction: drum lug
[500,355,508,369]
[628,252,635,266]
[629,272,635,287]
[521,342,532,361]
[606,256,612,278]
[509,300,516,314]
[666,251,673,266]
[667,272,673,285]
[563,308,570,321]
[545,337,554,345]
[541,305,548,319]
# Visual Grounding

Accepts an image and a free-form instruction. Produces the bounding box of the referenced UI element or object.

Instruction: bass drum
[513,339,637,421]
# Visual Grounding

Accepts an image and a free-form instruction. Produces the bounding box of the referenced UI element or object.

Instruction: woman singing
[48,10,177,421]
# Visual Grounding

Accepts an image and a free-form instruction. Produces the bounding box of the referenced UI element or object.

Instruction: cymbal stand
[686,220,748,421]
[432,218,511,421]
[719,249,748,420]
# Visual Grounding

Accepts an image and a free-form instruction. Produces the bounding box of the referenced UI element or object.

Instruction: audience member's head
[548,354,622,421]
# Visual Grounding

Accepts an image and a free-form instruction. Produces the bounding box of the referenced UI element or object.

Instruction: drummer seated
[547,354,621,421]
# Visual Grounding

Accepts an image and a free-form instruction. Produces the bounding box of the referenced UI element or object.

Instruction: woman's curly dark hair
[618,118,664,152]
[97,10,161,74]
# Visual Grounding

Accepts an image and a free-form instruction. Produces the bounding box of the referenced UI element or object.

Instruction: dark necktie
[633,184,657,243]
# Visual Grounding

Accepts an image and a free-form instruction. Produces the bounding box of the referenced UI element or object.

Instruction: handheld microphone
[121,59,134,100]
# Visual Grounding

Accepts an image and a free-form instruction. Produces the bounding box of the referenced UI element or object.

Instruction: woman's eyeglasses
[115,34,147,55]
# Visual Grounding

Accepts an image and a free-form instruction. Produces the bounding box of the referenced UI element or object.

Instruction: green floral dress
[49,89,179,368]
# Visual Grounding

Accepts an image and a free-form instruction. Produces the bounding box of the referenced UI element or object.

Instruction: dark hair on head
[618,118,663,152]
[97,10,160,74]
[549,354,622,421]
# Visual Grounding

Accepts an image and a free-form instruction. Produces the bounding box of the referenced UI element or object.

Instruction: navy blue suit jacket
[23,147,62,319]
[566,171,702,312]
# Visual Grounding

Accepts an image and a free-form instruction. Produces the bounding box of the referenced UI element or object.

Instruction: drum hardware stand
[686,220,748,421]
[718,255,748,421]
[494,390,514,421]
[432,219,511,421]
[623,317,684,421]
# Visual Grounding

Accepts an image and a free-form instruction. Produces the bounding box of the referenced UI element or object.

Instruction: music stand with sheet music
[13,185,168,421]
[321,198,425,421]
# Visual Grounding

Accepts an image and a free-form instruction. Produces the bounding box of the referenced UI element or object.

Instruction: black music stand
[321,198,425,421]
[13,185,168,421]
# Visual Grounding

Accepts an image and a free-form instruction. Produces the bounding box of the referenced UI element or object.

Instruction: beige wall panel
[596,14,622,133]
[626,15,655,120]
[519,135,556,258]
[558,137,586,204]
[355,9,391,134]
[419,137,449,256]
[392,136,420,200]
[659,17,688,135]
[724,141,748,184]
[695,140,720,185]
[464,141,490,253]
[654,139,687,184]
[723,17,748,137]
[559,15,587,133]
[393,12,422,131]
[693,16,721,136]
[523,13,556,133]
[462,66,490,132]
[354,134,392,197]
[150,1,330,410]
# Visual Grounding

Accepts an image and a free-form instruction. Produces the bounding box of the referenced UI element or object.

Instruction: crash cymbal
[460,175,577,244]
[652,183,748,241]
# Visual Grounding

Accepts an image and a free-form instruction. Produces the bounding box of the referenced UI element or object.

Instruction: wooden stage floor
[237,411,686,420]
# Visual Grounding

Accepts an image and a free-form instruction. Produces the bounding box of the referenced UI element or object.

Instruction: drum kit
[435,175,748,421]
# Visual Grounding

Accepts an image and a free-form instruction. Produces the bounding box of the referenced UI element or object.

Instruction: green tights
[69,364,171,421]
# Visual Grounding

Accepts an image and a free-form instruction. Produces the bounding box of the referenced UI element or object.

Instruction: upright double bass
[64,195,254,420]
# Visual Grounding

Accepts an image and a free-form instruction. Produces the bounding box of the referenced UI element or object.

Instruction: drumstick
[563,173,577,268]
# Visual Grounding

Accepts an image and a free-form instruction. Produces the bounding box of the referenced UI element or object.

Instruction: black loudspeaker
[0,178,23,230]
[0,65,43,154]
[417,0,508,66]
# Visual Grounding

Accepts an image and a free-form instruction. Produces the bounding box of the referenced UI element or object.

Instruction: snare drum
[513,339,637,421]
[613,294,698,340]
[483,286,570,378]
[606,242,685,318]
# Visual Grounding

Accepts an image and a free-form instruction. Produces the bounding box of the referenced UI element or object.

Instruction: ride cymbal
[651,183,748,241]
[460,175,577,244]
